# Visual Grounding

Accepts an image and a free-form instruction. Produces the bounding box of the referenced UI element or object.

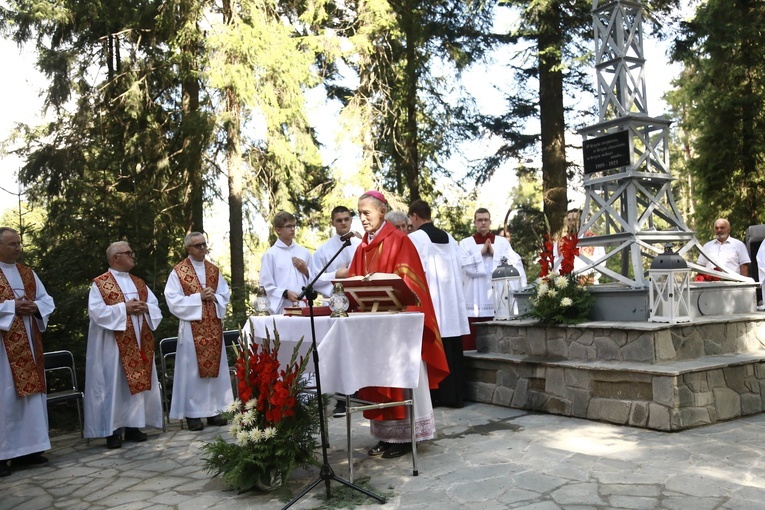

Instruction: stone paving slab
[2,403,765,509]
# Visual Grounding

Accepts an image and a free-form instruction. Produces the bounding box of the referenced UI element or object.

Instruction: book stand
[335,275,418,313]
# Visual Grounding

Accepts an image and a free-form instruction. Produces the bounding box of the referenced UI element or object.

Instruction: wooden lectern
[332,273,418,312]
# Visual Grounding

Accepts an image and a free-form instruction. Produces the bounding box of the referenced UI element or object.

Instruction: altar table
[246,312,425,480]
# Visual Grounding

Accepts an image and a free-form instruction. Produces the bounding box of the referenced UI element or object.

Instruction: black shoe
[381,442,412,459]
[186,418,205,431]
[12,453,48,466]
[332,400,347,418]
[367,441,391,457]
[124,428,147,442]
[106,432,122,449]
[0,461,10,477]
[207,415,227,427]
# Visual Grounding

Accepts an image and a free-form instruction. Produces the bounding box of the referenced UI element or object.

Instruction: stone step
[465,349,765,376]
[477,315,765,364]
[464,345,765,431]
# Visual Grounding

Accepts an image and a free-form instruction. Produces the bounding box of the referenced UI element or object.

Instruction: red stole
[173,258,223,378]
[472,232,495,245]
[349,222,449,420]
[0,264,45,397]
[93,271,155,395]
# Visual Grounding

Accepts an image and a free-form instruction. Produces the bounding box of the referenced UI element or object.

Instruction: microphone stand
[282,233,384,509]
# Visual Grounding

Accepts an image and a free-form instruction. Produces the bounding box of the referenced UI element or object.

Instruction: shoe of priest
[381,442,412,459]
[124,427,148,442]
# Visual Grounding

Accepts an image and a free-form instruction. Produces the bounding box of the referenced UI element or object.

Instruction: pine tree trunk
[403,10,420,202]
[224,0,246,325]
[181,58,204,234]
[538,1,568,237]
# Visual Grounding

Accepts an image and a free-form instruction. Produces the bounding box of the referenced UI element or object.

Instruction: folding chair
[158,337,179,431]
[44,350,84,437]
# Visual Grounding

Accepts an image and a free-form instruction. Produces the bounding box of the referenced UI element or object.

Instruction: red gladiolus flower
[538,233,555,277]
[559,233,580,276]
[231,330,311,429]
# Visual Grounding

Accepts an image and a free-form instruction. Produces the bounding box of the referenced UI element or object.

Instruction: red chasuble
[0,264,45,397]
[348,221,449,420]
[93,272,155,395]
[173,258,223,378]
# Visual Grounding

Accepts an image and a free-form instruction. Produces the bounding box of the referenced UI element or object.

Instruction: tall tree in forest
[664,71,696,230]
[0,0,203,350]
[157,0,213,234]
[670,0,765,239]
[333,0,498,202]
[473,0,592,237]
[206,0,331,321]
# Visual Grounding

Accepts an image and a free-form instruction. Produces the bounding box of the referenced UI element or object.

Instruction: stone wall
[476,317,765,363]
[465,315,765,431]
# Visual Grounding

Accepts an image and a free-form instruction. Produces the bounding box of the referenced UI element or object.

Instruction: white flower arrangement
[202,326,321,493]
[527,231,594,324]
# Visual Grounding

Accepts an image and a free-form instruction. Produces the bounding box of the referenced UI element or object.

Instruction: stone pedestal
[514,282,758,322]
[464,315,765,430]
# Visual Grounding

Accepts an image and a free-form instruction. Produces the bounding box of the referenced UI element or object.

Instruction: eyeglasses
[115,251,135,257]
[189,243,208,249]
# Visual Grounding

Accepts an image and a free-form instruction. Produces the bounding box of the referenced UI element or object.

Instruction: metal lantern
[649,245,691,323]
[328,282,350,318]
[254,286,271,316]
[491,257,522,320]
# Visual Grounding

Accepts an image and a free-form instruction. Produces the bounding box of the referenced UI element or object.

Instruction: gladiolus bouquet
[526,232,594,324]
[202,323,321,492]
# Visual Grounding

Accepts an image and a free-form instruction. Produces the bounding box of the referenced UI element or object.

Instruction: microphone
[340,231,356,242]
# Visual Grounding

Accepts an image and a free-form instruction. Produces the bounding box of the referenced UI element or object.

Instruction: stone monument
[465,0,765,431]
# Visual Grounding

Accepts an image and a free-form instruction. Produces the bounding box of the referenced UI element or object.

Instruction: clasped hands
[125,299,149,315]
[14,298,39,316]
[200,287,217,302]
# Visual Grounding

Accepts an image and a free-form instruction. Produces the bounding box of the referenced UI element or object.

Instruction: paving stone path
[2,403,764,509]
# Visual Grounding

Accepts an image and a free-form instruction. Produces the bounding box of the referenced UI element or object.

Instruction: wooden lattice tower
[577,0,743,286]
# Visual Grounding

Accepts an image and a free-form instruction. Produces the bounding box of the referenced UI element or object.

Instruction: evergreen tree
[0,0,204,349]
[476,0,679,237]
[331,0,499,203]
[205,0,332,321]
[670,0,765,240]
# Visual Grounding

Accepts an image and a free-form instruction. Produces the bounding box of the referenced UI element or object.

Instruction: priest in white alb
[407,200,470,408]
[308,205,361,417]
[85,241,163,449]
[308,205,361,300]
[459,208,526,350]
[164,232,232,431]
[0,227,55,477]
[260,211,311,314]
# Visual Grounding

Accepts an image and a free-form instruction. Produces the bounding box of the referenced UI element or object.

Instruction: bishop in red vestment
[346,191,449,459]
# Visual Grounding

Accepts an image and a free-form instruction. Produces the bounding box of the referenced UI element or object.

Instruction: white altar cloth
[246,312,424,394]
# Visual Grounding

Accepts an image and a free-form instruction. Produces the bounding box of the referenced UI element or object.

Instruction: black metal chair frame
[159,331,241,431]
[158,336,179,432]
[44,350,84,437]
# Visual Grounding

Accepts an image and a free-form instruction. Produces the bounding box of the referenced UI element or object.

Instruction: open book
[332,273,419,312]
